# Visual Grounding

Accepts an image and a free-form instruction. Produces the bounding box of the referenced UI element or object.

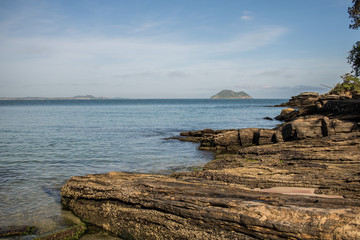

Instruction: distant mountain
[210,90,252,99]
[0,95,108,100]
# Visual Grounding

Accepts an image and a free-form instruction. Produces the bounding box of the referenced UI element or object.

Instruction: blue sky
[0,0,358,98]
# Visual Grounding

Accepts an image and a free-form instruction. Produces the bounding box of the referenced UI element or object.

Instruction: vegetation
[210,90,252,99]
[349,0,360,29]
[329,73,360,96]
[348,41,360,77]
[348,0,360,76]
[245,158,259,162]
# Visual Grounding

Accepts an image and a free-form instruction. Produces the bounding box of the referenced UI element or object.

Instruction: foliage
[349,0,360,29]
[329,73,360,95]
[348,1,360,76]
[245,158,259,162]
[348,41,360,76]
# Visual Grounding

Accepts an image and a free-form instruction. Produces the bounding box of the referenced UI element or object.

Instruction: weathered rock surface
[62,168,360,240]
[175,116,358,150]
[174,132,360,199]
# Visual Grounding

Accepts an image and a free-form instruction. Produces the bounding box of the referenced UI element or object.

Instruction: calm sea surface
[0,99,285,236]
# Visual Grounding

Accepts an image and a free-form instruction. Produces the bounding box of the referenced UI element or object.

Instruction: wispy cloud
[241,11,254,21]
[0,26,288,66]
[241,15,254,21]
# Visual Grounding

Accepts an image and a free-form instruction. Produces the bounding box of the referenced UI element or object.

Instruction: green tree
[348,0,360,76]
[349,0,360,29]
[348,41,360,76]
[330,73,360,95]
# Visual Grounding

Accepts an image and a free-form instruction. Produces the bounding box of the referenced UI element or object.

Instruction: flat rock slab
[61,172,360,240]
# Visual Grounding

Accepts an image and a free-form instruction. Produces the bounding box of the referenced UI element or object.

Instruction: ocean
[0,99,286,237]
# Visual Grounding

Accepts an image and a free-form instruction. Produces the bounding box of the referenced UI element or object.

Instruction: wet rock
[0,226,37,238]
[34,223,86,240]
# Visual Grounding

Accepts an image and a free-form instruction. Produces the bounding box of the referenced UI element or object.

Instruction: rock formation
[274,92,320,107]
[61,92,360,240]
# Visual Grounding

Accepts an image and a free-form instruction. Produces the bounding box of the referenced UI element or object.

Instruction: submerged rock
[34,223,86,240]
[0,226,37,238]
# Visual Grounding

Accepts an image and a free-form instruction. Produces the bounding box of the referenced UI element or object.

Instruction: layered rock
[174,132,360,198]
[275,97,360,122]
[62,167,360,240]
[176,115,358,150]
[274,91,359,109]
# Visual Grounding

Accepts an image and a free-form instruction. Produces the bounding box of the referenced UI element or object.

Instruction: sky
[0,0,359,98]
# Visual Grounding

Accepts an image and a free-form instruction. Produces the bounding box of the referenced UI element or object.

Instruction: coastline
[59,92,360,239]
[3,94,358,239]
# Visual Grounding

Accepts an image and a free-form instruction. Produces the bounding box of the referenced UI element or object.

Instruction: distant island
[210,90,252,99]
[0,95,110,100]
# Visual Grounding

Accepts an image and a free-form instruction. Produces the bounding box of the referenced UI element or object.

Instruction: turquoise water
[0,99,285,236]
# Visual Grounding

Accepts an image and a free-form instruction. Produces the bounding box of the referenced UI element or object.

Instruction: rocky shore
[61,92,360,239]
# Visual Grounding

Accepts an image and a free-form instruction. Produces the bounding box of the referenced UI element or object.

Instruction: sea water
[0,99,285,236]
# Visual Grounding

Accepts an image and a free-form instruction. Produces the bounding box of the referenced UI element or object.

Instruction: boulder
[280,116,323,140]
[256,129,276,145]
[238,128,258,147]
[213,130,239,147]
[274,108,295,121]
[321,117,335,136]
[332,119,358,133]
